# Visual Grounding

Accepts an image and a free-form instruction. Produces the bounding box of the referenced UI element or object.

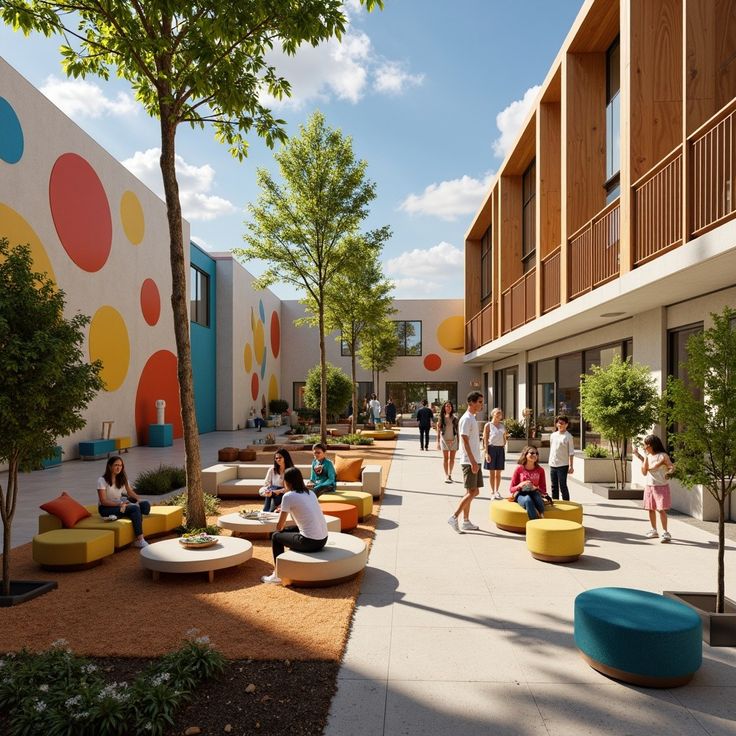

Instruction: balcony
[568,199,620,301]
[465,301,494,353]
[541,246,561,313]
[501,268,536,335]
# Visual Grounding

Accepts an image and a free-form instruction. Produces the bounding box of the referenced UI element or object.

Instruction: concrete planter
[507,438,527,452]
[0,580,58,607]
[664,592,736,647]
[578,457,631,484]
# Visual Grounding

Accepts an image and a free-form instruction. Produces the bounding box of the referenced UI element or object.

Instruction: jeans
[99,500,151,536]
[262,491,284,512]
[419,427,430,449]
[516,491,545,520]
[550,466,570,501]
[271,525,328,563]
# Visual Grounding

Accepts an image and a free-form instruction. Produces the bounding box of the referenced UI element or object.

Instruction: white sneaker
[661,531,672,543]
[133,539,149,548]
[493,492,503,500]
[103,515,117,522]
[461,520,480,531]
[261,573,282,584]
[447,515,462,533]
[444,476,452,484]
[645,529,659,539]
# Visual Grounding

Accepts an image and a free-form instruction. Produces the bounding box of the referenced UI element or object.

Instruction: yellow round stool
[490,500,584,533]
[526,519,585,563]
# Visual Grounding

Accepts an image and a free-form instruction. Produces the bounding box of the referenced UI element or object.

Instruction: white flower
[151,672,171,687]
[82,664,97,674]
[34,700,47,712]
[195,635,211,645]
[39,684,49,692]
[185,627,200,638]
[65,695,82,708]
[51,638,70,651]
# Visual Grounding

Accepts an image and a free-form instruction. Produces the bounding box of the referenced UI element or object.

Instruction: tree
[319,243,394,432]
[3,0,384,527]
[304,362,353,422]
[579,356,658,490]
[358,317,399,401]
[664,307,736,613]
[0,239,103,596]
[236,111,389,443]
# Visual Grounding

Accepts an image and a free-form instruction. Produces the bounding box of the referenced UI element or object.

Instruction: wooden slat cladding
[541,246,561,313]
[464,302,495,353]
[501,268,537,335]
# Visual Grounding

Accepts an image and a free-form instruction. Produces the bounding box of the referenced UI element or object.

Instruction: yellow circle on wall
[0,203,56,281]
[268,373,279,402]
[436,315,465,353]
[244,342,253,373]
[89,305,130,391]
[254,319,265,364]
[120,190,145,245]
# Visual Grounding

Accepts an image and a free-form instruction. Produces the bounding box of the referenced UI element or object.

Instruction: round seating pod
[276,532,368,587]
[526,519,585,562]
[490,499,583,534]
[318,491,372,520]
[33,529,115,570]
[319,502,359,531]
[575,587,702,687]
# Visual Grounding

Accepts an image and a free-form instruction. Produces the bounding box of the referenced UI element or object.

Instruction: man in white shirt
[448,391,484,533]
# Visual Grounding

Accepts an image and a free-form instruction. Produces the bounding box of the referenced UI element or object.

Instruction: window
[667,323,704,443]
[522,160,536,273]
[340,333,353,356]
[605,37,621,204]
[494,367,517,420]
[583,343,623,447]
[190,265,210,327]
[385,381,457,416]
[481,226,492,302]
[394,320,422,356]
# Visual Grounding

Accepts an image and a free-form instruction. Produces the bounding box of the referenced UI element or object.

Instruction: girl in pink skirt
[633,434,674,543]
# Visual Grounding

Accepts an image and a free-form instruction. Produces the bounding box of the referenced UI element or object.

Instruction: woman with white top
[259,448,294,512]
[436,401,459,483]
[633,434,674,542]
[261,467,329,585]
[483,408,507,500]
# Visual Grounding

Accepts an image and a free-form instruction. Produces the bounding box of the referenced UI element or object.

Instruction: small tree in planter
[579,356,658,490]
[664,307,736,616]
[0,241,103,601]
[268,399,289,416]
[304,363,353,424]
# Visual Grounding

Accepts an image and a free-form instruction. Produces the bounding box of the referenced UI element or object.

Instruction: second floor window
[605,37,621,203]
[190,265,210,327]
[481,226,492,301]
[341,334,353,356]
[395,320,422,356]
[522,160,536,273]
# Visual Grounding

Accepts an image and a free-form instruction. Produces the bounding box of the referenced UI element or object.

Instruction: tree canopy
[304,362,353,421]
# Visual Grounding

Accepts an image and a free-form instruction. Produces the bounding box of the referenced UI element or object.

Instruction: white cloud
[122,148,237,222]
[374,62,424,94]
[399,173,493,221]
[389,276,443,297]
[492,85,540,159]
[386,241,463,279]
[40,75,138,119]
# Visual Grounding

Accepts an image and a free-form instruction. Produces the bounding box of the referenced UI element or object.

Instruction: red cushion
[40,492,91,528]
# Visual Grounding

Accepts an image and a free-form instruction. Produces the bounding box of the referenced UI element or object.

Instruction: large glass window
[605,37,621,203]
[557,352,582,448]
[340,333,352,356]
[583,343,623,447]
[190,265,210,327]
[529,359,556,432]
[494,367,517,420]
[668,323,704,439]
[481,226,492,302]
[385,381,457,416]
[394,320,422,356]
[522,160,536,273]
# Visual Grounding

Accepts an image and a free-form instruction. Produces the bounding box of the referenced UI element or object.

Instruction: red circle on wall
[135,350,183,444]
[49,152,112,272]
[251,372,259,401]
[424,353,442,371]
[140,278,161,326]
[270,310,281,359]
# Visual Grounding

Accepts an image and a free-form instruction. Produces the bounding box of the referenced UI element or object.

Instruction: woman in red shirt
[509,446,551,520]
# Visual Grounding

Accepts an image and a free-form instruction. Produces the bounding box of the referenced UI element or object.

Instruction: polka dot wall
[243,297,281,412]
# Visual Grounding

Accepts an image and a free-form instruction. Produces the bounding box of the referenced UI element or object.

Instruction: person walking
[368,393,382,424]
[549,415,575,500]
[633,434,674,542]
[482,407,507,500]
[416,398,434,451]
[447,391,484,532]
[436,401,459,482]
[385,397,397,425]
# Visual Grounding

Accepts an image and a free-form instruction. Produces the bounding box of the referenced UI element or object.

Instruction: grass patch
[133,465,186,495]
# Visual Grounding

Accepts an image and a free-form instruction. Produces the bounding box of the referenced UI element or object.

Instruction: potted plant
[505,418,527,452]
[579,356,658,493]
[577,443,627,484]
[663,307,736,645]
[269,398,289,416]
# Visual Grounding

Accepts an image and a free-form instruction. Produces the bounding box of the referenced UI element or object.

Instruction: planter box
[507,438,527,452]
[664,592,736,647]
[40,445,63,469]
[0,580,58,607]
[591,482,643,500]
[578,458,631,484]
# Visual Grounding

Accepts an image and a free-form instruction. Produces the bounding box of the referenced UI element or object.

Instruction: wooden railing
[501,268,536,335]
[464,301,494,353]
[690,97,736,237]
[568,199,620,300]
[541,246,561,313]
[633,145,683,265]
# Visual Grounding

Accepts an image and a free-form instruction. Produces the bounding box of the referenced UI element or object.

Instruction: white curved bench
[276,532,368,587]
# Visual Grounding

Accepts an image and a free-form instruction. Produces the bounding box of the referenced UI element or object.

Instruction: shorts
[484,445,505,470]
[440,436,458,452]
[461,464,484,490]
[643,484,671,511]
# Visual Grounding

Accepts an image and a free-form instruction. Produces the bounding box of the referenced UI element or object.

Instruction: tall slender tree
[236,111,388,443]
[2,0,384,527]
[358,316,399,403]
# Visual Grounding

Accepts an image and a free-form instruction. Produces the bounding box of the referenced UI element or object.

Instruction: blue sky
[0,0,582,299]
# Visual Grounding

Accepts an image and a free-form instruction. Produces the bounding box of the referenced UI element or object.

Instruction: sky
[0,0,583,300]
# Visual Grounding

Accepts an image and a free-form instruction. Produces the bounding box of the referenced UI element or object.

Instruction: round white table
[139,536,253,582]
[217,513,341,538]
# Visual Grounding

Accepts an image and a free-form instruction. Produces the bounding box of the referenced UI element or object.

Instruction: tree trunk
[159,114,205,530]
[1,456,18,596]
[318,299,327,444]
[718,496,726,613]
[351,350,357,434]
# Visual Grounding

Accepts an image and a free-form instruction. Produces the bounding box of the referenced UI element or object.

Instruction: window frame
[394,319,423,356]
[522,159,536,273]
[190,264,210,327]
[480,226,492,302]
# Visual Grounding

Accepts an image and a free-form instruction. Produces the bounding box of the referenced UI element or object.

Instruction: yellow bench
[33,529,115,569]
[526,519,585,562]
[318,491,373,520]
[490,500,583,534]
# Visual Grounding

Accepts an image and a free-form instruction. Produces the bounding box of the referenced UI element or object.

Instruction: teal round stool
[574,587,702,687]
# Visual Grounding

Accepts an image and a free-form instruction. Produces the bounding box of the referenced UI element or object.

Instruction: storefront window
[556,353,582,448]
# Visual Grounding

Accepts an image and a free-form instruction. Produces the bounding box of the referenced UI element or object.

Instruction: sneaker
[493,492,503,500]
[132,539,149,548]
[461,520,480,531]
[645,529,659,539]
[103,515,117,522]
[444,476,452,484]
[661,531,672,543]
[261,573,282,584]
[447,515,461,533]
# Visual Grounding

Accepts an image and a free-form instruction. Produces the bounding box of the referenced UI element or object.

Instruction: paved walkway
[326,427,736,736]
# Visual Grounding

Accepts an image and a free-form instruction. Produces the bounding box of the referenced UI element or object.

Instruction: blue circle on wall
[0,97,24,164]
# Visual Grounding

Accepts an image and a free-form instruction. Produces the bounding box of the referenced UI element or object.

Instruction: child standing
[633,434,674,543]
[548,415,575,501]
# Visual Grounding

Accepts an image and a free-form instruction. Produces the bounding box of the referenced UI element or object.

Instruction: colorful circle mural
[424,353,442,372]
[89,306,130,391]
[140,278,161,326]
[251,372,260,401]
[0,97,24,164]
[268,373,279,402]
[49,152,112,272]
[270,310,281,359]
[0,204,56,280]
[243,343,253,372]
[135,350,183,443]
[121,190,145,245]
[436,315,465,353]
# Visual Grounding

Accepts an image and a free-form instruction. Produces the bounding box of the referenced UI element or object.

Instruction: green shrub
[134,465,186,495]
[269,399,289,414]
[505,419,525,439]
[583,443,609,458]
[166,491,220,517]
[343,433,374,445]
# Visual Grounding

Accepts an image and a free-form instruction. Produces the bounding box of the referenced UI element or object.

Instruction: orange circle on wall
[140,278,161,326]
[424,353,442,371]
[251,372,259,401]
[135,350,182,444]
[270,310,280,359]
[49,152,112,272]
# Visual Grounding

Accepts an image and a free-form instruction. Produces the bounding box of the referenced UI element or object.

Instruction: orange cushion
[335,455,363,482]
[40,491,91,528]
